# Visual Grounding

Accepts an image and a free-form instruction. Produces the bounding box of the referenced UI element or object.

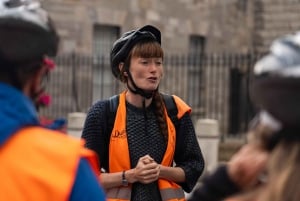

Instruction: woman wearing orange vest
[82,25,205,201]
[0,0,105,200]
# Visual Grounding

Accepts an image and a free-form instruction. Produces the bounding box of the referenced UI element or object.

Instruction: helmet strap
[126,70,157,99]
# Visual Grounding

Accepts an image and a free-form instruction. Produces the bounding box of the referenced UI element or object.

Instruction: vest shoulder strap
[161,93,179,128]
[106,93,179,138]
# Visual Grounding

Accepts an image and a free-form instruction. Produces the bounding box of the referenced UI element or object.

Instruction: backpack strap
[161,94,183,158]
[161,93,179,129]
[106,95,119,139]
[109,95,119,114]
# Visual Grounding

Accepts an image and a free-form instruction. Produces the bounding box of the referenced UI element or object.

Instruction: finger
[141,174,159,184]
[140,154,151,159]
[139,155,153,163]
[142,158,153,164]
[143,155,154,161]
[143,167,160,178]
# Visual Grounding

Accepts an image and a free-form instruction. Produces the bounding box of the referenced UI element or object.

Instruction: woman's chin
[143,87,158,92]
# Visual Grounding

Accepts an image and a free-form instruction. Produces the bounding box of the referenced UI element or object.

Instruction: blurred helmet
[0,0,59,65]
[250,31,300,127]
[110,25,161,79]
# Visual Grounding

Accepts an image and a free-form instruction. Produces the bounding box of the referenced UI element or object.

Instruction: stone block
[195,118,220,173]
[67,112,87,138]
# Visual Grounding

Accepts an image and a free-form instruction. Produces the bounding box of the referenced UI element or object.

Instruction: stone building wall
[253,0,300,53]
[41,0,252,55]
[41,0,300,54]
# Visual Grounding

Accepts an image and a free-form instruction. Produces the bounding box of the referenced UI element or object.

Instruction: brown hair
[234,124,300,201]
[257,141,300,201]
[153,91,168,141]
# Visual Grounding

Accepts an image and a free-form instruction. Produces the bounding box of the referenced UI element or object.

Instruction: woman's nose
[149,61,158,71]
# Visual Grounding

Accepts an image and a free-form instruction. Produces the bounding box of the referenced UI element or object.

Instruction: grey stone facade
[40,0,241,54]
[42,0,300,54]
[253,0,300,52]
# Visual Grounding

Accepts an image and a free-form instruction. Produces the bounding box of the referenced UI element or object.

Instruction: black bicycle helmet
[110,25,161,79]
[0,0,59,65]
[250,31,300,128]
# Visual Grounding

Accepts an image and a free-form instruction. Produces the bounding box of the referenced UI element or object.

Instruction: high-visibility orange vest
[107,91,191,201]
[0,126,99,201]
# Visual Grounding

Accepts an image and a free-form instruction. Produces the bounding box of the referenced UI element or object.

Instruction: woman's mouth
[147,77,158,83]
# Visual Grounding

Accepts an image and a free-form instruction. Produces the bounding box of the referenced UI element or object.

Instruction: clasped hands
[133,154,160,184]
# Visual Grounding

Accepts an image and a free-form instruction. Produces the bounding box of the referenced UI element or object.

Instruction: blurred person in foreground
[0,0,106,200]
[188,31,300,201]
[82,25,205,201]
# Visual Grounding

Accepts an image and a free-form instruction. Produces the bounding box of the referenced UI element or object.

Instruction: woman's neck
[125,90,153,108]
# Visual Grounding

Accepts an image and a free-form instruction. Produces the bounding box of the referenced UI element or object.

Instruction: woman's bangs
[131,42,163,58]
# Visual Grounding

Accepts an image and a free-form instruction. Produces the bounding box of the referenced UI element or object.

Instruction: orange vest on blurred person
[0,127,99,201]
[106,91,191,201]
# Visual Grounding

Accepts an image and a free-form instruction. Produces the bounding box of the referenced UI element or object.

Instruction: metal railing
[39,52,263,137]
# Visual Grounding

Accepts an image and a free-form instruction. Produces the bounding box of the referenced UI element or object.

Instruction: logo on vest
[111,129,127,139]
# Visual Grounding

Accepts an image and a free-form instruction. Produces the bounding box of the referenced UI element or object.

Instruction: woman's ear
[119,62,128,76]
[118,62,124,72]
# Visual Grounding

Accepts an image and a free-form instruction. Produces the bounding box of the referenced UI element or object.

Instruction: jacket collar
[0,82,39,146]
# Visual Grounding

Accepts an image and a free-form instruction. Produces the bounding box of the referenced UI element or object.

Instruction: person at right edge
[0,0,105,200]
[188,31,300,201]
[82,25,205,201]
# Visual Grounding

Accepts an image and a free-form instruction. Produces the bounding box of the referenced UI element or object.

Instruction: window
[236,0,248,12]
[92,25,120,102]
[93,25,120,57]
[187,35,206,119]
[189,35,206,56]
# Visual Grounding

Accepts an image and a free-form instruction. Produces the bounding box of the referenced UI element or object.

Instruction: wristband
[122,170,128,186]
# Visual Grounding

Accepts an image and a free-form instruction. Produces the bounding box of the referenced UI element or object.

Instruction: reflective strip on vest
[106,186,185,201]
[106,187,131,200]
[159,179,185,201]
[160,187,185,201]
